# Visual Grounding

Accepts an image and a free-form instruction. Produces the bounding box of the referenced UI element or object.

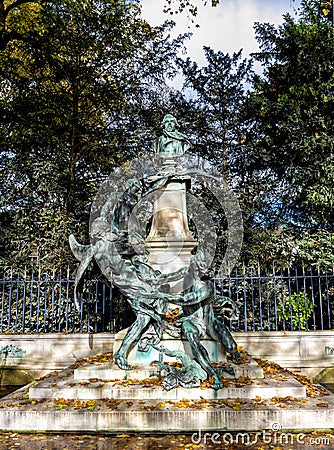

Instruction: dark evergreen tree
[0,0,185,269]
[246,0,334,264]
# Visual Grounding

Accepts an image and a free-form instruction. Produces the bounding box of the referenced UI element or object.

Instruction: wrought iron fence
[215,264,334,332]
[0,269,117,334]
[0,264,333,334]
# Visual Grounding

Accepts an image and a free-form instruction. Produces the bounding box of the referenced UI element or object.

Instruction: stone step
[2,406,334,433]
[1,385,334,433]
[29,371,305,401]
[2,361,332,433]
[73,360,264,382]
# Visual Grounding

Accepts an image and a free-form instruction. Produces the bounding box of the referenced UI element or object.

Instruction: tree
[246,0,334,265]
[171,0,334,267]
[0,0,51,50]
[166,47,256,267]
[172,48,252,170]
[0,0,185,270]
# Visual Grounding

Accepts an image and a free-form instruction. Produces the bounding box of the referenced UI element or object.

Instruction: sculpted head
[162,114,179,132]
[124,178,141,195]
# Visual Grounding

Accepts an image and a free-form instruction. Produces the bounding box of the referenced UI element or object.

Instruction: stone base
[74,363,160,381]
[1,355,333,433]
[146,239,197,269]
[0,369,333,433]
[2,331,334,382]
[1,403,334,433]
[73,360,264,383]
[29,368,305,401]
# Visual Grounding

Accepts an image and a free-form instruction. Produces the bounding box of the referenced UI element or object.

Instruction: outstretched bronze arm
[167,284,212,306]
[156,266,187,283]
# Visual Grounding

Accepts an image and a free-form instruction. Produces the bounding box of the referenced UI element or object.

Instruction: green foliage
[164,0,334,267]
[294,231,334,266]
[277,292,313,330]
[251,0,334,228]
[0,0,48,50]
[0,0,185,271]
[170,48,254,266]
[173,47,252,170]
[238,0,334,265]
[1,0,333,273]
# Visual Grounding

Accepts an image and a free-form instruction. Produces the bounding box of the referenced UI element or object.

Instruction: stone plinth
[3,331,334,381]
[1,359,333,433]
[145,180,197,285]
[29,367,302,401]
[2,401,334,433]
[74,363,160,381]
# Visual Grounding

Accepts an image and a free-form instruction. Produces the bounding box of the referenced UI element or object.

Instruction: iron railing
[216,264,334,332]
[0,264,333,334]
[0,269,117,334]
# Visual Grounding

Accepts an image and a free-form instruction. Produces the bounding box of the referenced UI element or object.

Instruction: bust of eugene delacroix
[154,114,191,157]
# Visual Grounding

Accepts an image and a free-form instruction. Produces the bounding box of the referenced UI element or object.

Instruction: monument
[1,115,334,436]
[69,114,243,390]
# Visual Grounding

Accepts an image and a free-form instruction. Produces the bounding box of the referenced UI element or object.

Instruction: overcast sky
[141,0,301,66]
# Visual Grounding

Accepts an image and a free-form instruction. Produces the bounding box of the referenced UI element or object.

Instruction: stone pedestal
[1,357,333,433]
[145,178,197,292]
[72,359,264,386]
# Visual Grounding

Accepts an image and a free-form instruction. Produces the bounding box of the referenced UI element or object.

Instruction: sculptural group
[70,114,241,389]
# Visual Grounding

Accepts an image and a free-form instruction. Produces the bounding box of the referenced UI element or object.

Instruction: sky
[141,0,302,67]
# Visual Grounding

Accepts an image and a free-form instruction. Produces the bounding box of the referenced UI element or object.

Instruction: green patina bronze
[70,115,241,389]
[152,345,207,390]
[154,114,192,157]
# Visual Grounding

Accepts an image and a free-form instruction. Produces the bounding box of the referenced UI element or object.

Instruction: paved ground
[0,431,334,449]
